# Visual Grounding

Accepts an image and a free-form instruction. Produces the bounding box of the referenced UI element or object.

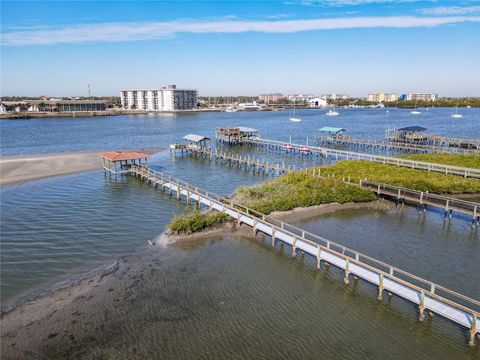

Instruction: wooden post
[291,236,297,257]
[470,313,477,346]
[377,273,384,301]
[344,259,350,285]
[316,246,321,269]
[176,180,181,200]
[419,291,426,321]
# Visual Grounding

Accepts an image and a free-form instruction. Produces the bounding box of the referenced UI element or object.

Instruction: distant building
[238,101,260,111]
[308,97,328,108]
[38,100,107,112]
[321,93,349,101]
[28,105,39,112]
[258,93,284,103]
[401,93,438,102]
[120,85,198,111]
[367,92,398,102]
[288,93,315,101]
[0,104,7,114]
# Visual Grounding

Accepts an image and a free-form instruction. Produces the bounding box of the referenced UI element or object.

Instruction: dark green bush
[168,210,232,234]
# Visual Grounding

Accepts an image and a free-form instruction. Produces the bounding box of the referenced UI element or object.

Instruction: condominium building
[320,93,349,100]
[120,85,198,111]
[287,93,315,101]
[258,93,284,102]
[367,92,398,102]
[401,93,438,102]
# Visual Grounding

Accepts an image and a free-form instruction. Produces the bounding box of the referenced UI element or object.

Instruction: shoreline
[0,148,165,186]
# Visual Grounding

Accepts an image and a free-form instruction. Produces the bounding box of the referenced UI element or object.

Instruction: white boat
[451,105,463,119]
[410,100,421,115]
[225,107,237,112]
[326,109,339,116]
[289,100,302,122]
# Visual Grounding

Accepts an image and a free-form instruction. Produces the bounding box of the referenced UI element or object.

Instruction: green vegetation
[314,160,480,194]
[397,154,480,169]
[231,172,375,214]
[168,209,232,234]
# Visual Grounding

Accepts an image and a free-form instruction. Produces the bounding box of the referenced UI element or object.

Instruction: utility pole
[88,84,91,99]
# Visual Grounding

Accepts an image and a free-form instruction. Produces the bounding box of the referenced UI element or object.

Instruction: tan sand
[0,148,164,186]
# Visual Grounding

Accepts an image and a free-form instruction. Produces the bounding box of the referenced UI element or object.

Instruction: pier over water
[124,163,479,346]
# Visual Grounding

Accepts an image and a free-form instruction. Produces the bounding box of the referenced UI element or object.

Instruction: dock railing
[130,164,480,344]
[245,138,480,179]
[315,135,480,156]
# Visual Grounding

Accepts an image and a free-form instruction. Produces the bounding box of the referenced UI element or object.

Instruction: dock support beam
[419,292,426,322]
[344,259,350,285]
[470,314,477,346]
[377,273,384,301]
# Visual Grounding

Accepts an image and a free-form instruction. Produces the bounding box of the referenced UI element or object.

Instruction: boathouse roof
[397,126,427,132]
[319,127,346,133]
[100,151,150,161]
[183,134,210,143]
[238,127,258,133]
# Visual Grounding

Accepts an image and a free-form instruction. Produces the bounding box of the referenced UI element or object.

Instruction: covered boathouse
[100,151,150,175]
[215,127,259,145]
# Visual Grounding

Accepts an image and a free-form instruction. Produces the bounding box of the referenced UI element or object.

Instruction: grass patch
[313,160,480,194]
[231,172,375,214]
[397,154,480,169]
[168,209,232,234]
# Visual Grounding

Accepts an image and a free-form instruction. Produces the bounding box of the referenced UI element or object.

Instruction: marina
[315,135,480,156]
[240,136,480,178]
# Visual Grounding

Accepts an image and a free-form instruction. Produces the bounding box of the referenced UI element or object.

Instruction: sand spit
[0,148,165,186]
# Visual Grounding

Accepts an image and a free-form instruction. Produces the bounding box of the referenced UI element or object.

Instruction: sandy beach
[0,149,164,186]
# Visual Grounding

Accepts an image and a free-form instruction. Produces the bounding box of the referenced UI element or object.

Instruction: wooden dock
[172,144,480,224]
[243,138,480,179]
[172,144,295,176]
[308,169,480,226]
[129,164,480,346]
[315,135,480,156]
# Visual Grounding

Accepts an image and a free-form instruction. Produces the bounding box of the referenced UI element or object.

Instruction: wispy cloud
[421,6,480,15]
[286,0,428,7]
[2,16,479,46]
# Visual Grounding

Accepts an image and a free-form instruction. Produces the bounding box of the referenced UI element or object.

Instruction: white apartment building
[320,93,349,100]
[367,92,398,102]
[120,85,198,111]
[402,93,438,102]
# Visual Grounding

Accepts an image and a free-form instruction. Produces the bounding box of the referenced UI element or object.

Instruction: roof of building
[99,151,150,161]
[238,127,258,133]
[183,134,210,143]
[398,126,427,132]
[319,127,346,133]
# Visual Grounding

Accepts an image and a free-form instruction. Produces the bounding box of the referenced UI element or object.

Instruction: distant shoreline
[0,109,224,119]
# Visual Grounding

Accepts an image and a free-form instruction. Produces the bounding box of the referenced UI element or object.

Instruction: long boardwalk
[173,145,480,223]
[307,169,480,226]
[129,164,480,346]
[172,145,295,176]
[243,138,480,179]
[315,135,480,156]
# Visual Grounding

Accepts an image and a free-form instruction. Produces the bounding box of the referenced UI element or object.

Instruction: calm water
[1,109,479,358]
[1,107,479,155]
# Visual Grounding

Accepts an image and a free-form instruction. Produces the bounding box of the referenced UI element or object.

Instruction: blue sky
[1,1,479,97]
